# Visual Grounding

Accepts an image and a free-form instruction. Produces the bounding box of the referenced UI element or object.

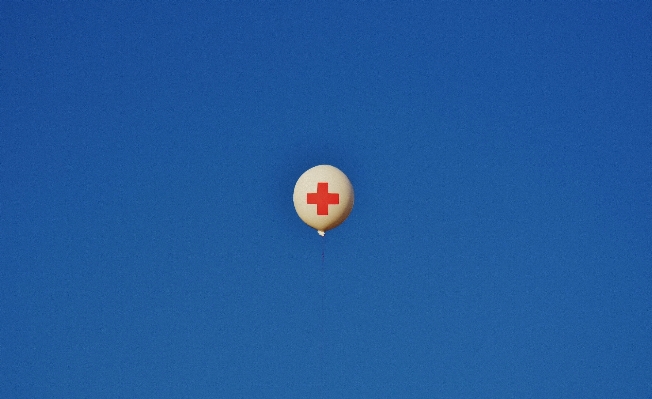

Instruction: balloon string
[319,233,325,394]
[321,234,325,267]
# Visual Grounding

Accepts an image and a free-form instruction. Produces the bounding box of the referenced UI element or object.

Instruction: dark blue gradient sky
[2,2,651,397]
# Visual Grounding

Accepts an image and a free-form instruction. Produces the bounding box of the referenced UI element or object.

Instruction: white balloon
[293,165,354,236]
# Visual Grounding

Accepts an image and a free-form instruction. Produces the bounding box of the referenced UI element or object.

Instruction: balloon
[293,165,354,236]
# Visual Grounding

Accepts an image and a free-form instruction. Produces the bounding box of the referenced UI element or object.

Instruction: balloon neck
[318,230,325,237]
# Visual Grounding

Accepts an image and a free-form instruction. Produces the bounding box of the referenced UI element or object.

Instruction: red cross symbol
[307,182,339,215]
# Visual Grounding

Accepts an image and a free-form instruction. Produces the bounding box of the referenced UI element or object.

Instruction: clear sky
[2,2,651,397]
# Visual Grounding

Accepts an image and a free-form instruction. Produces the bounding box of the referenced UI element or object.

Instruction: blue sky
[2,2,651,397]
